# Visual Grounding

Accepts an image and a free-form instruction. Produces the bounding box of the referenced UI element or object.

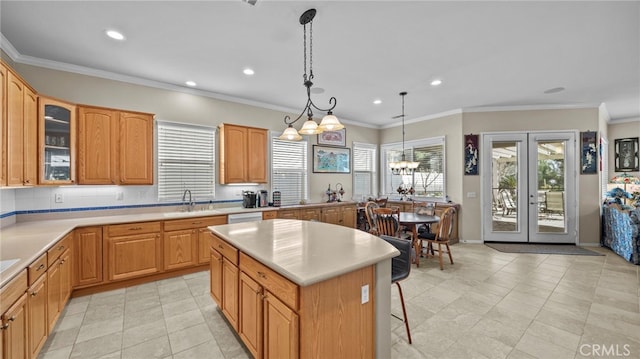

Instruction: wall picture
[615,137,639,172]
[580,131,597,174]
[317,128,346,147]
[464,134,479,175]
[313,145,350,173]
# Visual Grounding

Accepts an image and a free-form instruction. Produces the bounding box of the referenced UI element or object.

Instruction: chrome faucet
[182,189,195,212]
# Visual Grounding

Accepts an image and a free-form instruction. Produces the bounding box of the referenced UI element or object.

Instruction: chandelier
[389,92,419,175]
[278,9,343,141]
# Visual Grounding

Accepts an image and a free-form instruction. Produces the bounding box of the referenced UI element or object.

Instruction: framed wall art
[464,134,479,175]
[313,145,351,173]
[317,128,346,147]
[614,137,639,172]
[580,131,597,174]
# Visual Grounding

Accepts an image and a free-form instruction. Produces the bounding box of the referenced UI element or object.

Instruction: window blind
[353,142,377,199]
[157,121,215,201]
[271,137,308,205]
[381,137,446,200]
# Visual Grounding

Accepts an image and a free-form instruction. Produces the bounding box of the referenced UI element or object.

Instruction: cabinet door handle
[58,245,65,251]
[192,221,202,225]
[129,227,143,230]
[0,323,8,330]
[31,291,38,296]
[257,271,266,279]
[218,244,224,249]
[36,264,45,271]
[8,316,16,322]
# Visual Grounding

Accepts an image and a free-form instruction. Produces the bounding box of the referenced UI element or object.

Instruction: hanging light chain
[309,20,313,79]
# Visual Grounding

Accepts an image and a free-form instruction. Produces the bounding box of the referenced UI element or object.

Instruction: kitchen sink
[0,258,20,274]
[162,209,223,218]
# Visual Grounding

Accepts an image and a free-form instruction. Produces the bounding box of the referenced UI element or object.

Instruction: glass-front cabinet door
[39,97,76,184]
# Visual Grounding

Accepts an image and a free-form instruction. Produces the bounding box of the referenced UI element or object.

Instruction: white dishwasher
[227,212,263,224]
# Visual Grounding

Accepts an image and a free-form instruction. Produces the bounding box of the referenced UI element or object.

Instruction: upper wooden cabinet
[1,62,6,187]
[219,123,268,184]
[77,105,154,185]
[38,97,76,185]
[3,64,37,187]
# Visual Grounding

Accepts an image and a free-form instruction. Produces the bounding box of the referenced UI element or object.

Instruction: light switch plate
[361,284,369,304]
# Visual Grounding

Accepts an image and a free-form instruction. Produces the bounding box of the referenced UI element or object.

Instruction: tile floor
[38,244,640,359]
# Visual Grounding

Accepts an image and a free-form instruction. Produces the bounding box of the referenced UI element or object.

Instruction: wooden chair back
[374,197,388,208]
[372,207,400,237]
[434,207,456,242]
[364,201,380,234]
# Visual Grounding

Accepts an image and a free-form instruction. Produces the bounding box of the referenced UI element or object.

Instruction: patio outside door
[482,132,577,243]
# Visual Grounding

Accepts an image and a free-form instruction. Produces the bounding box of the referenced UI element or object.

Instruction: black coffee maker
[242,191,257,208]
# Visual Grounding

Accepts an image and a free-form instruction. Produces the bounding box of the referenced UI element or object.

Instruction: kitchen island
[208,219,399,359]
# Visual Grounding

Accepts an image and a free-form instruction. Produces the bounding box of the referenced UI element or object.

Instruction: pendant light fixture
[389,92,419,175]
[278,9,343,141]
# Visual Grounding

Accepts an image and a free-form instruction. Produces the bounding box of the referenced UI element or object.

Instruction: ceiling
[1,1,639,128]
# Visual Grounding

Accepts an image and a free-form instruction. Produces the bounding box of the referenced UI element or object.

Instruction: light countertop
[208,219,399,286]
[0,207,276,287]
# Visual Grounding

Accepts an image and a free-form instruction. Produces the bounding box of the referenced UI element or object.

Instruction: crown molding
[462,103,601,114]
[379,109,463,129]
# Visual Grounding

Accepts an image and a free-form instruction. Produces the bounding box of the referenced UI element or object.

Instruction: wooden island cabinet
[209,219,398,359]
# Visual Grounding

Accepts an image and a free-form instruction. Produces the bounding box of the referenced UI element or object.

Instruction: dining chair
[499,189,517,216]
[372,207,401,237]
[364,201,380,235]
[417,206,456,270]
[379,235,412,344]
[374,197,388,208]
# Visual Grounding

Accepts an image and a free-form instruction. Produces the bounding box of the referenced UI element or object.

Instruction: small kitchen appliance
[272,191,281,207]
[242,191,257,208]
[258,190,269,207]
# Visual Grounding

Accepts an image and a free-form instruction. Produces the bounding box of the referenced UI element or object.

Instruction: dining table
[399,212,440,267]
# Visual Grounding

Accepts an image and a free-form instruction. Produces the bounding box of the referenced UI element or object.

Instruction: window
[157,121,215,201]
[271,135,308,205]
[380,136,445,200]
[353,142,377,200]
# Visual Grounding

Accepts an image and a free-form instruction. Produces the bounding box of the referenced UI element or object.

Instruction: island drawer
[28,253,48,285]
[0,269,27,314]
[107,221,161,237]
[48,232,72,267]
[239,252,298,311]
[210,235,238,265]
[164,216,226,232]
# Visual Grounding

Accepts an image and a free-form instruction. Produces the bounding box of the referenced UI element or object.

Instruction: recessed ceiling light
[185,81,197,87]
[430,79,442,86]
[105,30,125,41]
[243,68,255,76]
[544,87,565,94]
[373,99,382,105]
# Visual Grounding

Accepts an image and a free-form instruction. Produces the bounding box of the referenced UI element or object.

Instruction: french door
[482,132,577,243]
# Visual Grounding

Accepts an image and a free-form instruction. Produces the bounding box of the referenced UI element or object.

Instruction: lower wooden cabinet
[1,293,28,359]
[321,207,341,225]
[221,258,239,330]
[73,226,103,288]
[277,209,299,220]
[163,229,198,270]
[106,232,162,281]
[239,272,263,358]
[277,203,356,228]
[27,274,47,358]
[47,248,72,332]
[264,292,299,359]
[299,208,321,221]
[209,248,223,306]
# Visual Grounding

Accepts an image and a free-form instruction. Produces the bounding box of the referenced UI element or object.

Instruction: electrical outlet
[54,193,63,203]
[116,192,124,201]
[361,284,369,304]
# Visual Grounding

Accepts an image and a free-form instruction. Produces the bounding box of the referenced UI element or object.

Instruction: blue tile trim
[1,200,243,218]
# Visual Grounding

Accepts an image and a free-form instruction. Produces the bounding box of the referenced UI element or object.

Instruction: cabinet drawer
[48,233,72,267]
[107,221,161,237]
[262,211,277,220]
[0,269,27,314]
[28,253,48,285]
[210,235,238,265]
[240,252,298,311]
[164,216,226,232]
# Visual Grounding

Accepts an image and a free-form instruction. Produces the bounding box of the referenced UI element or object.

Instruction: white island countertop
[208,219,399,286]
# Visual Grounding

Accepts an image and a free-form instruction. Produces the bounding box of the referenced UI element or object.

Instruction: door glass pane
[535,140,566,233]
[491,141,519,232]
[44,105,71,181]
